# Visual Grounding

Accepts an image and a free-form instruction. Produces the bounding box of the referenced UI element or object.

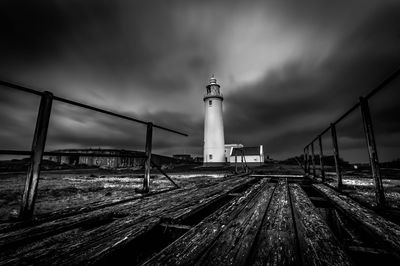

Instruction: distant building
[229,145,264,166]
[172,154,193,161]
[45,148,186,169]
[224,144,244,162]
[194,156,204,163]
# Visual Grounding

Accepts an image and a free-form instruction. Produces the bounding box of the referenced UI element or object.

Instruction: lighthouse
[203,76,225,165]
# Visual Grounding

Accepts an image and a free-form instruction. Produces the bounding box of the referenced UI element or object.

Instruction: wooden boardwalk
[144,178,351,266]
[1,172,400,265]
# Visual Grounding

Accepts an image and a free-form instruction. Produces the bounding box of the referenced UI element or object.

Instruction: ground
[1,163,399,222]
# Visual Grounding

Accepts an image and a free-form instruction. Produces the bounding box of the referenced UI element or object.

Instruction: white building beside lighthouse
[203,76,225,165]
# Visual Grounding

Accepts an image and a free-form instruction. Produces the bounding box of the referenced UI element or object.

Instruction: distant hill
[0,158,89,173]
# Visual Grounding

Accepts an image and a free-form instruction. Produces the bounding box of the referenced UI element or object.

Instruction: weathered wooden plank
[195,181,275,265]
[0,185,196,249]
[0,177,248,248]
[313,184,400,256]
[0,187,178,234]
[143,178,272,265]
[163,177,254,223]
[248,178,298,266]
[290,184,352,266]
[0,176,254,265]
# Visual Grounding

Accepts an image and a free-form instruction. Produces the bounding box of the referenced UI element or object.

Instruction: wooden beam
[250,179,297,265]
[290,184,352,265]
[360,97,385,208]
[313,184,400,257]
[20,91,53,220]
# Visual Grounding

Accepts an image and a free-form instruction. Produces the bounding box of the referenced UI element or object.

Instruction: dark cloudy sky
[1,0,400,162]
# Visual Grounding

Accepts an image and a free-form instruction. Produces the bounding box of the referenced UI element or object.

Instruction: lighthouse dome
[210,76,217,84]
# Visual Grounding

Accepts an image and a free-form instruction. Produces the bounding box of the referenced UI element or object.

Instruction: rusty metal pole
[20,91,53,219]
[311,142,316,177]
[143,122,153,193]
[303,148,307,174]
[360,97,385,208]
[331,124,342,190]
[305,146,309,175]
[234,149,238,173]
[318,136,325,182]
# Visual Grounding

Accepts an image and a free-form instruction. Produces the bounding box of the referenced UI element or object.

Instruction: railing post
[360,97,385,208]
[235,150,238,173]
[331,124,342,190]
[318,136,325,182]
[241,149,245,172]
[311,142,316,177]
[20,91,53,219]
[143,122,153,193]
[303,148,307,174]
[307,146,311,175]
[305,146,310,175]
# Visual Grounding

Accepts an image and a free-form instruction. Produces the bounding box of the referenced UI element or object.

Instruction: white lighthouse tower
[203,75,225,165]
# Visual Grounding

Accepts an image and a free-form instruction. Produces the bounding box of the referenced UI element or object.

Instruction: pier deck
[1,171,400,265]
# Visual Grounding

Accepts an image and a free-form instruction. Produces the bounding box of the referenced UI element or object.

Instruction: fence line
[0,79,188,219]
[303,67,400,208]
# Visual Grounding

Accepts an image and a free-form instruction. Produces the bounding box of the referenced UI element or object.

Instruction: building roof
[231,146,261,156]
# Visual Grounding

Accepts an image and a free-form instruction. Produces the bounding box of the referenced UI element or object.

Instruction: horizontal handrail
[0,79,188,137]
[304,67,400,148]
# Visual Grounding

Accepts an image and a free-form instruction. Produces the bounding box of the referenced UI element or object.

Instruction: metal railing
[303,68,400,208]
[0,79,188,219]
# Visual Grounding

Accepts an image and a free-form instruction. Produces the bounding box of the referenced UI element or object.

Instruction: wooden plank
[143,178,272,265]
[195,181,275,265]
[0,176,254,265]
[313,184,400,256]
[248,178,298,266]
[290,184,352,266]
[0,186,195,249]
[163,177,254,223]
[0,177,248,247]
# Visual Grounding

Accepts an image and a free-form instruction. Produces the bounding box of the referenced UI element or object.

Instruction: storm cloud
[1,0,400,162]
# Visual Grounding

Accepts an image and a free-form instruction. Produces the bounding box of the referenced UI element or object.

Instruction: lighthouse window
[209,154,212,159]
[209,100,212,106]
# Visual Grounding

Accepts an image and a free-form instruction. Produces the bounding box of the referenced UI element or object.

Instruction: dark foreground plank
[290,184,352,266]
[313,184,400,256]
[249,178,298,266]
[143,178,273,265]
